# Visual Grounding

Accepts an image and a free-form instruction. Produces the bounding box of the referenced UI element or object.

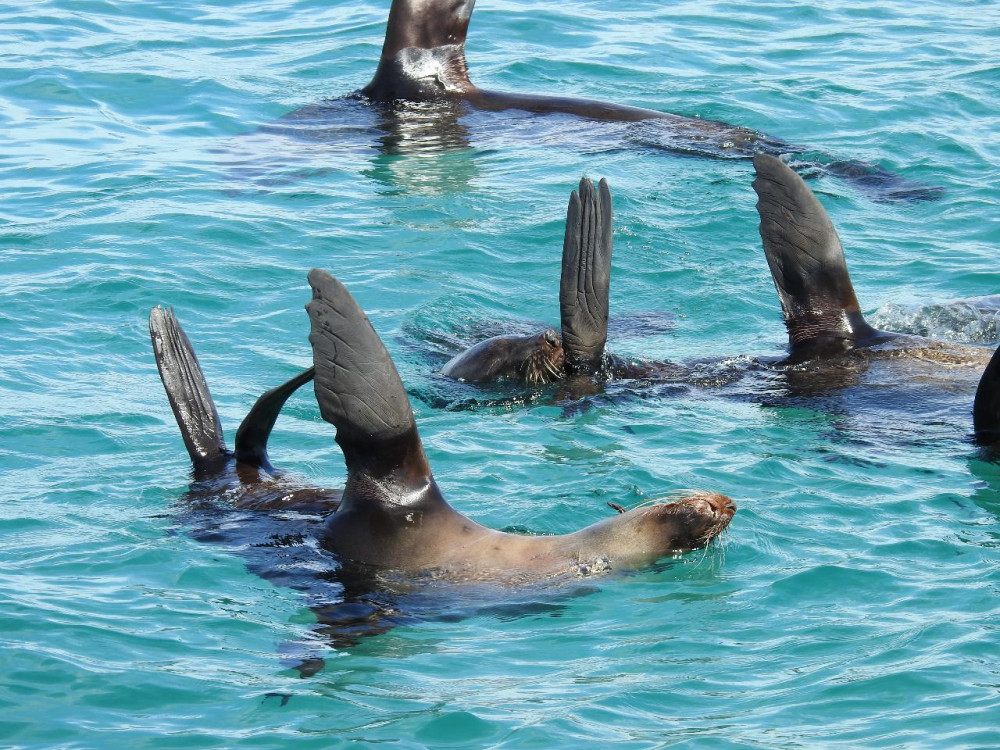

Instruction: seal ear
[752,153,881,357]
[560,177,613,375]
[149,307,227,467]
[974,345,1000,446]
[234,367,316,472]
[305,269,438,494]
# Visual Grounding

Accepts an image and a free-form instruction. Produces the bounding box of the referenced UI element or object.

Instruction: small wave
[870,297,1000,345]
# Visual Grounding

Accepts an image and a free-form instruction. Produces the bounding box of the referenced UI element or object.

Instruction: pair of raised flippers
[440,153,1000,445]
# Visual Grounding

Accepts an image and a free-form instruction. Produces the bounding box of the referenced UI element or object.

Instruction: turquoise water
[3,0,1000,746]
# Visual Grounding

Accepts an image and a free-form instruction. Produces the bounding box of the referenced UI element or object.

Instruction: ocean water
[2,0,1000,747]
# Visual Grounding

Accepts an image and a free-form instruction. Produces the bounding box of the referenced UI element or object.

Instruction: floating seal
[442,176,615,385]
[149,306,334,511]
[751,155,995,366]
[306,268,734,577]
[151,277,735,586]
[752,153,905,361]
[263,1,939,200]
[319,0,936,200]
[441,156,993,432]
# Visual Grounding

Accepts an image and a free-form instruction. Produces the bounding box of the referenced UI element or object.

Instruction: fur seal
[151,276,735,587]
[276,0,938,201]
[753,153,1000,442]
[441,177,613,385]
[306,267,734,578]
[149,307,332,511]
[751,154,987,366]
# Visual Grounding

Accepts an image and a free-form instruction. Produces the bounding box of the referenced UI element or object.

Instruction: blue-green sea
[3,0,999,747]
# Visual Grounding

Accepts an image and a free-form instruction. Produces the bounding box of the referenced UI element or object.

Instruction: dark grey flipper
[974,345,1000,446]
[305,269,446,513]
[752,153,896,359]
[235,367,316,471]
[360,0,476,101]
[560,177,613,375]
[150,307,227,467]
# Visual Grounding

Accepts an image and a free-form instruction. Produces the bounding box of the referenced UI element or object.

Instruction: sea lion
[268,0,937,201]
[441,176,612,385]
[149,306,331,511]
[150,276,735,632]
[306,267,734,578]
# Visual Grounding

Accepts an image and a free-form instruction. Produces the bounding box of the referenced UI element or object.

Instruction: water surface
[2,0,999,747]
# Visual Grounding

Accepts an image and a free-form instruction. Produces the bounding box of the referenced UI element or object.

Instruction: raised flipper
[752,153,894,359]
[305,269,447,517]
[360,0,477,101]
[560,177,613,375]
[974,345,1000,446]
[235,367,316,471]
[150,307,227,467]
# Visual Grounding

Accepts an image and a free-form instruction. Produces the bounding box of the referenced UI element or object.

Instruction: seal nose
[543,328,560,347]
[705,492,736,518]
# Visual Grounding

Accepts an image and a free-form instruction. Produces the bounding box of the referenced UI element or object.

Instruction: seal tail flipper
[234,367,316,471]
[752,153,884,358]
[560,177,613,375]
[305,269,443,506]
[149,307,228,466]
[361,0,477,101]
[973,345,1000,446]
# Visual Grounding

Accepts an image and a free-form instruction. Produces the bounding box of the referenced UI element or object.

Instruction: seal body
[305,268,735,580]
[273,0,936,200]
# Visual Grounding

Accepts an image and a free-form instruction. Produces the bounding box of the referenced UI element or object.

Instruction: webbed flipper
[560,177,613,375]
[974,345,1000,446]
[235,367,316,471]
[149,307,228,467]
[752,153,888,358]
[305,269,443,512]
[361,0,477,101]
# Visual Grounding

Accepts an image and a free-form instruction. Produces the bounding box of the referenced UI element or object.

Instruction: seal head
[441,329,565,384]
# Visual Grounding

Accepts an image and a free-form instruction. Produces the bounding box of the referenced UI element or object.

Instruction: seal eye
[543,329,560,348]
